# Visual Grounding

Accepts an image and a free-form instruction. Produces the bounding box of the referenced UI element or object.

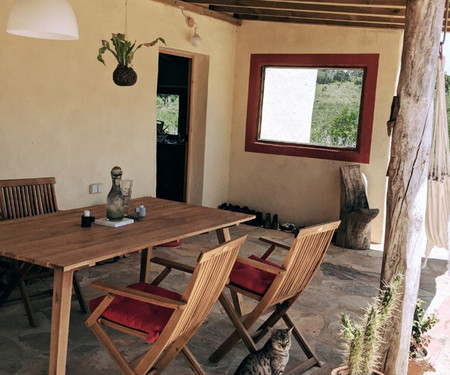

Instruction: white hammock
[424,54,450,268]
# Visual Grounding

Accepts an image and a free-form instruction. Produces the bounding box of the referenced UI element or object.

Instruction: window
[245,54,379,163]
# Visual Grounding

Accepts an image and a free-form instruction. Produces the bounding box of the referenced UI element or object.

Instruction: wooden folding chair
[85,235,247,375]
[0,177,87,327]
[208,221,340,375]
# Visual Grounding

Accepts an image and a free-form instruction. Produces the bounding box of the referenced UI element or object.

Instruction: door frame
[158,48,194,203]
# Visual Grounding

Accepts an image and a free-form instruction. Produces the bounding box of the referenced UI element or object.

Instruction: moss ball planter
[98,33,165,87]
[112,65,137,86]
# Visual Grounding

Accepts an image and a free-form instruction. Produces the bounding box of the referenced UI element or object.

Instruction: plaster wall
[229,22,403,243]
[0,0,236,209]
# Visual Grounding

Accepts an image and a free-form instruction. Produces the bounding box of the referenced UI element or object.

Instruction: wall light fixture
[180,7,201,47]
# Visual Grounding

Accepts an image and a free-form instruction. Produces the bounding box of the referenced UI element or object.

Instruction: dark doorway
[156,53,191,202]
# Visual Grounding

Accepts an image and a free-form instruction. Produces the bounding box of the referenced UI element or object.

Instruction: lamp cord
[125,0,128,38]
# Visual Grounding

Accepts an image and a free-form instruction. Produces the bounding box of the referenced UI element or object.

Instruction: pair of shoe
[279,223,296,233]
[263,213,279,230]
[218,203,263,227]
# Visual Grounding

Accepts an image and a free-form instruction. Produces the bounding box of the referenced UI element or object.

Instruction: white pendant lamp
[6,0,79,40]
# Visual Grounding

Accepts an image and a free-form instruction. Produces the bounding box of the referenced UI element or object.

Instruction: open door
[156,53,191,202]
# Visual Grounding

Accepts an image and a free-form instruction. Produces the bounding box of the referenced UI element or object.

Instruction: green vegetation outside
[310,69,363,148]
[156,94,179,135]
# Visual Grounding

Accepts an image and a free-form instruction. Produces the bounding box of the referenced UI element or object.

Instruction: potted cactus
[331,274,403,375]
[97,33,165,86]
[408,299,438,375]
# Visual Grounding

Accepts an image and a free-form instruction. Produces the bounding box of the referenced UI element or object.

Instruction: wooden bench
[335,165,379,250]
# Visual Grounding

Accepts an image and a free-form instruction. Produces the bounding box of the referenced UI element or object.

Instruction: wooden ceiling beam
[186,0,406,8]
[238,14,405,29]
[251,0,405,6]
[186,0,405,17]
[149,0,241,25]
[212,5,405,24]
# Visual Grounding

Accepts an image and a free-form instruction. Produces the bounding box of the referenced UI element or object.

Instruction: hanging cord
[440,0,449,55]
[124,0,128,38]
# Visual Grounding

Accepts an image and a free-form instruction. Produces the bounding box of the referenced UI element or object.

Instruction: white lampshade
[6,0,79,40]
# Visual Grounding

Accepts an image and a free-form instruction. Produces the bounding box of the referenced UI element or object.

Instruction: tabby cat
[233,327,293,375]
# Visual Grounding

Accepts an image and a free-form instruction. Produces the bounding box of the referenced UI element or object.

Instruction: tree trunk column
[380,1,446,374]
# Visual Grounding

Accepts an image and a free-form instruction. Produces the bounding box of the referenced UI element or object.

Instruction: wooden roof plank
[186,0,405,16]
[238,14,405,29]
[187,0,406,8]
[212,5,405,24]
[149,0,242,25]
[252,0,406,6]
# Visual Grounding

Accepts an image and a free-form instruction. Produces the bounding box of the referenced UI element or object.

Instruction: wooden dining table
[0,196,254,375]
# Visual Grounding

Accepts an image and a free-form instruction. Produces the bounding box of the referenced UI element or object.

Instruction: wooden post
[380,1,446,374]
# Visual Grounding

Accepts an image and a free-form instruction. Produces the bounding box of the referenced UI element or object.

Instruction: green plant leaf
[138,37,166,49]
[98,33,166,67]
[97,40,118,66]
[97,46,108,65]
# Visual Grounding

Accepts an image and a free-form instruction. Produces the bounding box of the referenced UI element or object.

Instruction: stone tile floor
[0,225,448,375]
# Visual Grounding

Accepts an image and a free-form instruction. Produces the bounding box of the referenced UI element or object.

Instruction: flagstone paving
[0,225,448,375]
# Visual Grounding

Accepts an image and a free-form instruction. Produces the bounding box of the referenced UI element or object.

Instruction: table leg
[139,248,152,283]
[216,227,231,243]
[48,268,74,375]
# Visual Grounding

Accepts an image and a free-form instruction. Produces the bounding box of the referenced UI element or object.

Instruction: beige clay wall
[228,22,403,243]
[0,0,236,209]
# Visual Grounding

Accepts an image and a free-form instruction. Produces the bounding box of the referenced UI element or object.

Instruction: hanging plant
[97,33,166,86]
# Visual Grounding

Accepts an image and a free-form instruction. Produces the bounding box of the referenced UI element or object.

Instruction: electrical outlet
[89,183,103,194]
[89,184,98,194]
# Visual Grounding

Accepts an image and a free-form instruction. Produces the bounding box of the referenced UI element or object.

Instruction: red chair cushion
[229,255,281,295]
[89,282,182,343]
[158,239,183,247]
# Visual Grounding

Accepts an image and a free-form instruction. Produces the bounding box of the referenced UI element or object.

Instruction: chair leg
[17,278,38,327]
[230,290,245,317]
[90,322,135,375]
[10,261,38,327]
[260,245,276,260]
[72,273,87,313]
[149,335,195,375]
[252,301,292,344]
[150,267,172,286]
[209,293,258,363]
[180,347,207,375]
[0,261,33,306]
[282,312,321,373]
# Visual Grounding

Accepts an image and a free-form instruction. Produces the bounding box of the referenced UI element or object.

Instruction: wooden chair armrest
[236,256,285,275]
[90,281,186,310]
[151,257,195,274]
[258,237,291,250]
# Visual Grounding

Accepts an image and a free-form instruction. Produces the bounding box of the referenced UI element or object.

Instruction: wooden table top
[0,197,253,271]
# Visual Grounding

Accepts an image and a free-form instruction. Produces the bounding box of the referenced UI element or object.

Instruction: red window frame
[245,53,379,163]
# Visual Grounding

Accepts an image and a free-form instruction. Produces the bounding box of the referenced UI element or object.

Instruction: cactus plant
[336,274,403,375]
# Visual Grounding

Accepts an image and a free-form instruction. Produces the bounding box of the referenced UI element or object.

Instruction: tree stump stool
[335,165,379,250]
